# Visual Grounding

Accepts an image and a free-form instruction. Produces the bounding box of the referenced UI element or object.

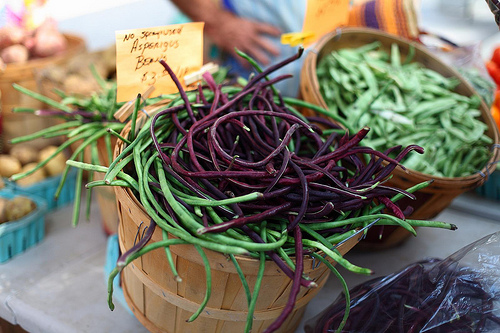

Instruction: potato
[1,44,29,63]
[0,198,8,224]
[16,163,46,187]
[5,196,36,221]
[0,154,22,177]
[31,30,67,58]
[10,144,39,165]
[38,145,66,176]
[29,18,67,58]
[0,25,26,49]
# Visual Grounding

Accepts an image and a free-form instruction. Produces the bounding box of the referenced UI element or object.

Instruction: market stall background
[1,0,500,333]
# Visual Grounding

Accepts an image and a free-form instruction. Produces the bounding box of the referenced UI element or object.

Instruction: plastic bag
[419,32,496,108]
[305,232,500,333]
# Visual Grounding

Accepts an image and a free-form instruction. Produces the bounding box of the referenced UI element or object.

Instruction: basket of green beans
[66,48,458,333]
[300,27,500,225]
[8,73,178,233]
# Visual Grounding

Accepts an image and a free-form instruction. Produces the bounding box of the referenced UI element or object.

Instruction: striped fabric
[348,0,419,39]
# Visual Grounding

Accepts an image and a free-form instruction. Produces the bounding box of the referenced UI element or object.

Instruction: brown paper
[115,22,204,102]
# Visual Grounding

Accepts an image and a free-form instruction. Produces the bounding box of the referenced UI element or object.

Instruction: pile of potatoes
[0,144,67,187]
[0,18,67,69]
[0,195,37,224]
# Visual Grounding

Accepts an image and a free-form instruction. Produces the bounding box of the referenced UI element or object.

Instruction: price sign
[115,22,204,102]
[301,0,350,47]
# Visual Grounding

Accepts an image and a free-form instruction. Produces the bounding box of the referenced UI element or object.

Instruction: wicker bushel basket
[0,34,86,152]
[300,28,500,250]
[112,122,360,333]
[300,27,500,221]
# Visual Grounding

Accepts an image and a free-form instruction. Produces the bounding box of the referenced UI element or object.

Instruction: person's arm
[170,0,281,65]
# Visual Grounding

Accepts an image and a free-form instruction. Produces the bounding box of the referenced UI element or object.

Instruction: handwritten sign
[301,0,350,47]
[115,22,204,102]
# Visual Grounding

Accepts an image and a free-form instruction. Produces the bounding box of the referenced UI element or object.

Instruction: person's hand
[205,10,281,67]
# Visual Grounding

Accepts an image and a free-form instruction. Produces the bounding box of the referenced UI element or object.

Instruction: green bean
[139,186,250,255]
[13,83,73,112]
[177,191,263,207]
[310,252,350,333]
[66,160,139,191]
[103,154,135,185]
[10,132,88,181]
[283,97,353,132]
[204,207,249,242]
[134,152,286,251]
[72,154,85,227]
[12,107,36,113]
[9,120,82,144]
[66,122,107,138]
[85,179,132,189]
[107,238,188,310]
[129,94,141,142]
[244,222,267,333]
[303,239,372,275]
[106,128,131,144]
[369,180,432,214]
[266,232,296,270]
[326,229,359,245]
[403,44,415,65]
[390,43,401,68]
[300,224,336,251]
[85,142,99,220]
[103,118,154,181]
[162,230,181,282]
[133,154,248,255]
[55,126,121,198]
[357,41,383,54]
[235,48,279,96]
[154,160,289,252]
[229,254,252,306]
[187,244,212,322]
[306,214,416,235]
[104,132,114,165]
[317,42,494,178]
[333,53,359,75]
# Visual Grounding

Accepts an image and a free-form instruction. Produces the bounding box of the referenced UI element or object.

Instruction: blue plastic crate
[475,169,500,201]
[0,190,47,263]
[6,168,77,211]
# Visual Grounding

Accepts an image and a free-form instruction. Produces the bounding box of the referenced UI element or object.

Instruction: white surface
[0,201,147,333]
[53,0,181,51]
[45,0,147,21]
